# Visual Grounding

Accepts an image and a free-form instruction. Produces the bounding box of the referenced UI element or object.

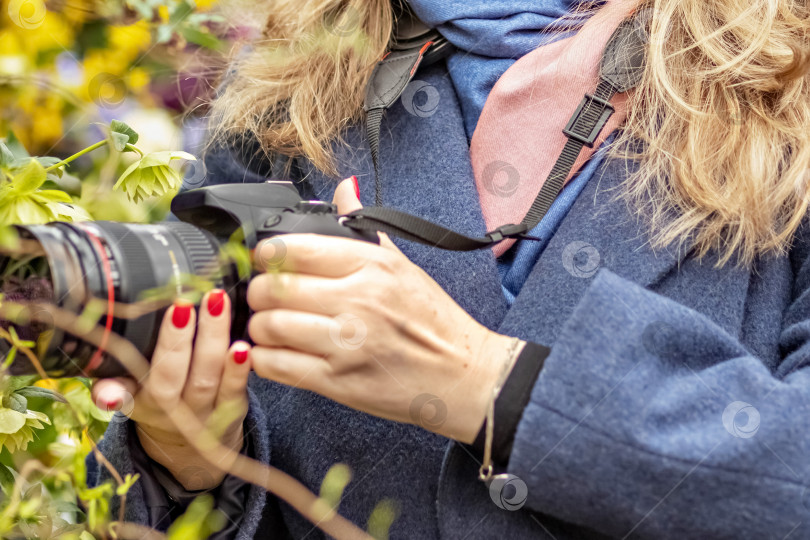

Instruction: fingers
[92,377,137,413]
[254,233,372,276]
[248,309,343,356]
[332,177,363,214]
[246,272,346,314]
[146,301,196,407]
[183,290,231,412]
[216,341,252,407]
[250,346,330,391]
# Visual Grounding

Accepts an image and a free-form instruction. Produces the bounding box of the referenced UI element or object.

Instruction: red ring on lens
[76,224,115,374]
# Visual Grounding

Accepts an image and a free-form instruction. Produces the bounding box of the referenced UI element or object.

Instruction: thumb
[333,176,363,214]
[92,377,137,415]
[334,175,400,251]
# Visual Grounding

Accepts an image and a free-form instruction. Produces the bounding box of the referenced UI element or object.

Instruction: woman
[89,0,810,538]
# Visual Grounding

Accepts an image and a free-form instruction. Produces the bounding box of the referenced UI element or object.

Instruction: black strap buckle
[486,223,530,243]
[562,93,615,148]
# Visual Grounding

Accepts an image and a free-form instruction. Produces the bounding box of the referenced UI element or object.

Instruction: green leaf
[3,131,29,159]
[169,0,194,24]
[110,131,130,152]
[109,120,139,145]
[115,473,140,496]
[367,499,399,540]
[42,171,82,197]
[15,386,68,403]
[167,495,226,540]
[11,159,47,194]
[319,464,352,510]
[0,462,14,493]
[180,26,223,50]
[6,392,27,413]
[0,142,14,168]
[7,376,38,390]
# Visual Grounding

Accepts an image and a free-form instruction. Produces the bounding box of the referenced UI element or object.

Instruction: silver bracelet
[479,336,523,482]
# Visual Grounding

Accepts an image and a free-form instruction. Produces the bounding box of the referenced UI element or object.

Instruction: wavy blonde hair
[210,0,810,266]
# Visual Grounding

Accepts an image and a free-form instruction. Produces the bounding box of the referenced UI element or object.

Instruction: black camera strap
[364,5,454,207]
[352,10,648,251]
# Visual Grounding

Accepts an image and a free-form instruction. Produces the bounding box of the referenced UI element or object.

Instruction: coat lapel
[498,157,693,344]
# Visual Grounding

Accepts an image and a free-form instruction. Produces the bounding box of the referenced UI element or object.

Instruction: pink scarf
[470,0,637,256]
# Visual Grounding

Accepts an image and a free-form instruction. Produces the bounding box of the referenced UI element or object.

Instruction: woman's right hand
[91,289,252,491]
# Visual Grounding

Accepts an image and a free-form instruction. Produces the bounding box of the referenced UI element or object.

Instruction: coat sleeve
[86,377,275,539]
[507,243,810,538]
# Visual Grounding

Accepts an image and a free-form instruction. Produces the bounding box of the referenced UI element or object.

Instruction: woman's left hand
[247,178,518,443]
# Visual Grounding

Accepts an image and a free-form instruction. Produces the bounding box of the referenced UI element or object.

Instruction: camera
[0,181,377,378]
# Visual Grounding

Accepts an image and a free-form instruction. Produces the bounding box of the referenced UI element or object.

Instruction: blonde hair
[210,0,810,266]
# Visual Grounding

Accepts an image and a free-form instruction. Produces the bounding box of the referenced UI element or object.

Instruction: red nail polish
[350,175,360,200]
[172,302,192,329]
[207,289,226,317]
[233,349,248,364]
[103,399,121,411]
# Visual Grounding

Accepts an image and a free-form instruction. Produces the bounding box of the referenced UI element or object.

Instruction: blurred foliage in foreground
[0,0,233,535]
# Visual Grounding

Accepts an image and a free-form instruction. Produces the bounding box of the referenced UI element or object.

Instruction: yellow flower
[114,151,196,203]
[107,21,151,58]
[0,408,50,453]
[34,378,58,391]
[127,67,150,92]
[10,12,75,57]
[195,0,218,11]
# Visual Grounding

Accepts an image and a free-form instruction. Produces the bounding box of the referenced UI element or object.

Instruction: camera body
[172,180,377,248]
[1,181,377,377]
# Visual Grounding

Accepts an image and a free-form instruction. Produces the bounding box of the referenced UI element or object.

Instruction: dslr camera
[0,181,376,377]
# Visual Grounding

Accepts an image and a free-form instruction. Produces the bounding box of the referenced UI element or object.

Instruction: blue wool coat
[89,62,810,539]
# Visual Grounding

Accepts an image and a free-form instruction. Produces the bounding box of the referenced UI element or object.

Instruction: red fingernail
[207,289,226,317]
[103,399,121,411]
[233,349,248,364]
[350,175,360,200]
[172,302,192,328]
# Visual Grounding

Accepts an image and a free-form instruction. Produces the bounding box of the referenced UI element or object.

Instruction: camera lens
[0,220,235,377]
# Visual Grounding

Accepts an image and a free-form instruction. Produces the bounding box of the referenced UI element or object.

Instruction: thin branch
[1,302,373,540]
